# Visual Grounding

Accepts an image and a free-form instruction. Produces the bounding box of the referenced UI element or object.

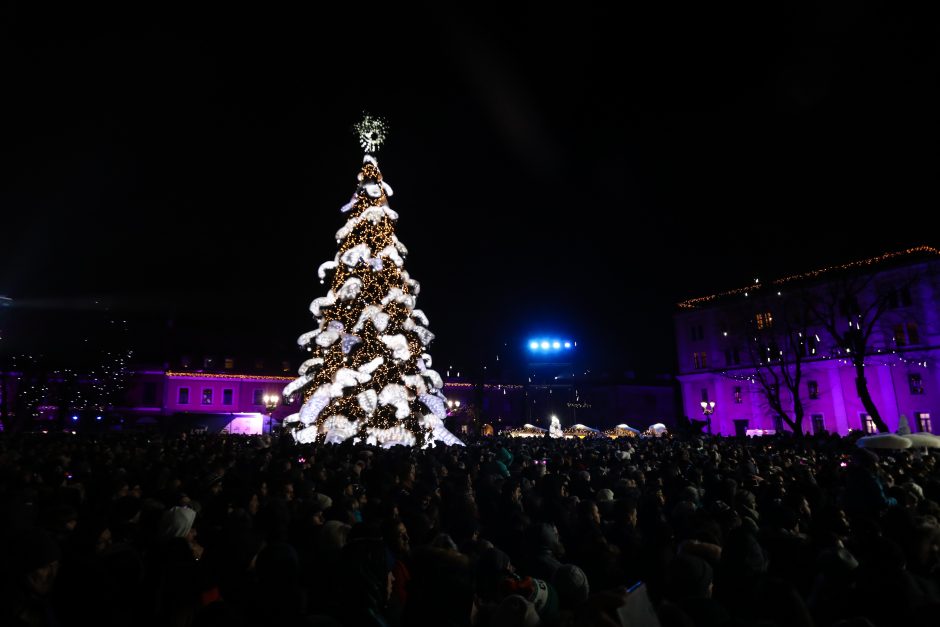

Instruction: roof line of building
[677,246,940,310]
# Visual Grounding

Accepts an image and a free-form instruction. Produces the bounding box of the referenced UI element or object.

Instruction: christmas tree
[282,117,463,448]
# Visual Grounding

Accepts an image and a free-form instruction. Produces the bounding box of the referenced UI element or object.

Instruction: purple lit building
[675,248,940,436]
[2,363,676,435]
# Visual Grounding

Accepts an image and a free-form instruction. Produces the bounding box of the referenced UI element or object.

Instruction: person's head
[667,554,714,601]
[384,520,410,558]
[553,563,590,609]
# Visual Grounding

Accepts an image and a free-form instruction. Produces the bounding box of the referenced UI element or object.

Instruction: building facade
[675,248,940,436]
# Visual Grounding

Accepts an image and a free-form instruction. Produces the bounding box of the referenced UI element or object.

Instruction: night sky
[2,2,938,377]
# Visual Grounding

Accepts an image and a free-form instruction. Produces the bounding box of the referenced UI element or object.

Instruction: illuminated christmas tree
[282,117,463,448]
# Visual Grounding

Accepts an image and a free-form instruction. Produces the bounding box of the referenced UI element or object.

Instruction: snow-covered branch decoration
[336,277,363,300]
[402,374,427,396]
[284,374,315,398]
[322,415,358,444]
[299,358,324,375]
[413,325,435,346]
[411,310,429,326]
[341,244,372,266]
[340,333,362,354]
[357,389,378,415]
[377,245,404,267]
[358,356,384,375]
[364,183,383,198]
[381,287,415,309]
[318,259,338,279]
[340,196,357,213]
[316,321,345,347]
[330,368,372,397]
[297,384,332,425]
[379,384,411,419]
[297,324,324,347]
[310,291,336,316]
[419,393,446,419]
[381,334,412,361]
[422,368,444,391]
[393,237,408,255]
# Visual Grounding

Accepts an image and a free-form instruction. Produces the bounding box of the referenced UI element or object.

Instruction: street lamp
[263,394,279,435]
[700,401,715,435]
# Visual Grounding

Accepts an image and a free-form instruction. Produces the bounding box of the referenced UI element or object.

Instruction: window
[733,386,743,404]
[202,388,213,405]
[755,312,773,330]
[808,380,819,399]
[915,412,932,432]
[907,322,920,345]
[701,388,709,402]
[690,324,705,341]
[204,357,215,369]
[732,348,740,365]
[282,360,291,373]
[895,323,920,346]
[910,373,924,395]
[811,414,826,434]
[224,358,235,370]
[223,389,233,405]
[692,352,707,369]
[863,414,876,434]
[699,352,707,368]
[253,389,264,405]
[143,382,157,405]
[178,388,190,405]
[725,349,732,366]
[254,359,265,370]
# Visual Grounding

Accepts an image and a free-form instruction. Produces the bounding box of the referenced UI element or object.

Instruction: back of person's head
[667,554,713,601]
[552,563,590,609]
[492,594,540,627]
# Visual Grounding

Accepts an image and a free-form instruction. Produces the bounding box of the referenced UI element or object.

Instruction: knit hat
[552,563,590,608]
[499,575,559,621]
[492,594,540,627]
[159,506,196,538]
[596,488,614,502]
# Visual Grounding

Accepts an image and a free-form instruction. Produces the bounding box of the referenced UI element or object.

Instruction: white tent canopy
[857,433,913,450]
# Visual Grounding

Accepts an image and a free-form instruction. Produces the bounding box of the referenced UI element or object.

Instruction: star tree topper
[355,114,388,154]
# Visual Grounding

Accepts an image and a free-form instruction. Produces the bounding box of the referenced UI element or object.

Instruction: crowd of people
[1,428,939,627]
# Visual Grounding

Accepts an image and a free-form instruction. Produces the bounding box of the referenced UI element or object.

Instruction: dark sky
[2,2,938,376]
